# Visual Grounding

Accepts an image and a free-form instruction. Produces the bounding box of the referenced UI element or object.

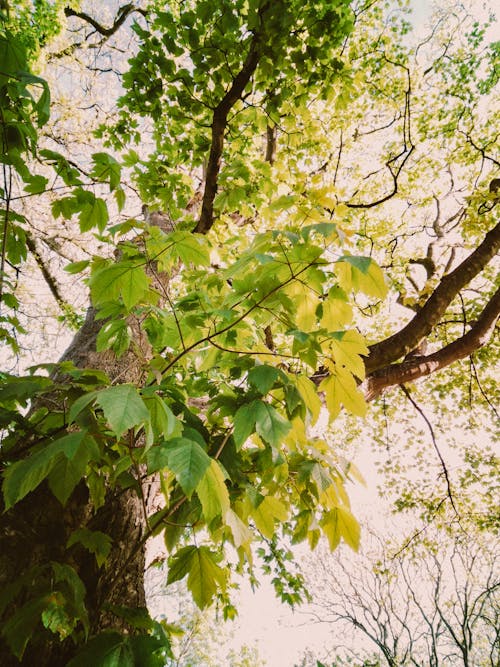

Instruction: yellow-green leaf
[294,374,322,425]
[196,459,230,522]
[320,507,360,551]
[170,231,210,266]
[335,256,388,299]
[224,508,252,548]
[286,281,319,330]
[320,286,353,330]
[187,546,227,609]
[319,368,367,420]
[327,329,369,380]
[251,496,289,539]
[337,506,361,551]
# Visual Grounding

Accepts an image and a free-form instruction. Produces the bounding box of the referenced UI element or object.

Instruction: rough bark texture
[0,304,149,666]
[0,483,146,666]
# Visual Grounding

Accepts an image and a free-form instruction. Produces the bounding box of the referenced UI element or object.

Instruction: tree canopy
[0,0,498,664]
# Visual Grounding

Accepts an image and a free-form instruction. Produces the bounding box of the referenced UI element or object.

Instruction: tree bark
[0,305,149,666]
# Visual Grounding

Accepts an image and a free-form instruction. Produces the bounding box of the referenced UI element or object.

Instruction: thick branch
[194,7,269,234]
[64,4,146,38]
[366,220,500,374]
[364,284,500,401]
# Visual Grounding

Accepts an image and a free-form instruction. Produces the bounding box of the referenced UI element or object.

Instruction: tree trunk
[0,306,150,666]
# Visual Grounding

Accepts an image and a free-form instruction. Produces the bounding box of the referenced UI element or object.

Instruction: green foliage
[0,561,88,659]
[167,545,228,609]
[0,0,498,663]
[67,628,172,667]
[0,16,120,353]
[67,528,112,568]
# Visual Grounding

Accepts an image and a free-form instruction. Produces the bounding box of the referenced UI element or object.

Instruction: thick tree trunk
[0,306,150,666]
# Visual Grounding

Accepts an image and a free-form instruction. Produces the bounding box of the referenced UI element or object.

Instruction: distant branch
[25,232,70,311]
[399,385,460,519]
[64,4,147,38]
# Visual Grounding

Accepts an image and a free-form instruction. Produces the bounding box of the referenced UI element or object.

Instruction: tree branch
[366,220,500,374]
[364,284,500,401]
[194,4,270,234]
[25,232,71,312]
[64,4,147,38]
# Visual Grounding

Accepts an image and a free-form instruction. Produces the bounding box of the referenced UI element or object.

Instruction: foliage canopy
[0,0,498,664]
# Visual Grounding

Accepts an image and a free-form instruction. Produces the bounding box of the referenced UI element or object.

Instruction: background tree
[0,0,498,665]
[300,524,500,667]
[147,575,265,667]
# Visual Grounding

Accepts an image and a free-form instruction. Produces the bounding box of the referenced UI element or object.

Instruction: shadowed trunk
[0,305,151,666]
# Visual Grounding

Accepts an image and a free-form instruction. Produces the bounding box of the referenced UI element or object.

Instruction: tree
[0,0,498,664]
[301,527,500,666]
[147,574,265,667]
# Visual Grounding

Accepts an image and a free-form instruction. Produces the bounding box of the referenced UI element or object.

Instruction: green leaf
[23,174,48,194]
[169,231,210,266]
[119,265,150,310]
[51,562,88,631]
[79,197,109,233]
[165,437,211,497]
[89,262,150,310]
[64,260,90,274]
[51,196,79,219]
[254,400,291,448]
[3,431,88,509]
[1,597,47,659]
[67,528,112,568]
[234,399,291,449]
[114,187,126,211]
[66,633,134,667]
[48,434,99,505]
[167,545,197,585]
[0,374,52,405]
[143,395,181,448]
[233,403,257,450]
[129,634,170,667]
[247,365,279,395]
[41,150,83,186]
[41,593,74,639]
[196,459,230,522]
[68,390,100,424]
[96,319,131,357]
[90,152,121,191]
[0,32,27,83]
[95,385,149,438]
